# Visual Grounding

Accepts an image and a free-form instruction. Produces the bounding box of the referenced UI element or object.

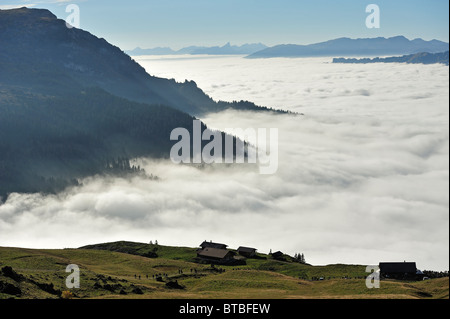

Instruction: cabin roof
[237,247,257,253]
[198,248,232,259]
[200,241,228,248]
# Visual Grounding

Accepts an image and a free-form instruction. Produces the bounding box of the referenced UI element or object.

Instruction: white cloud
[0,0,80,10]
[0,57,448,271]
[0,4,36,9]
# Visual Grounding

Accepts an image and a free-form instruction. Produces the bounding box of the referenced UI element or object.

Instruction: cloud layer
[1,56,448,270]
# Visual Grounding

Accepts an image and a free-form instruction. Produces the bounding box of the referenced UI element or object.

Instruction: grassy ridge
[80,241,369,279]
[0,244,448,299]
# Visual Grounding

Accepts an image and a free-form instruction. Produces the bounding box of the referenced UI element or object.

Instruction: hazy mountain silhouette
[247,36,449,58]
[127,43,267,56]
[333,51,449,66]
[127,47,176,55]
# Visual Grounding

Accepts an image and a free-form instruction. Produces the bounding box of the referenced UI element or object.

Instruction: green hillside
[0,243,448,299]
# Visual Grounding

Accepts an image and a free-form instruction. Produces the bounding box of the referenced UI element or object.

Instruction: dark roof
[200,241,228,249]
[272,251,283,257]
[198,248,232,259]
[379,262,417,274]
[237,247,257,253]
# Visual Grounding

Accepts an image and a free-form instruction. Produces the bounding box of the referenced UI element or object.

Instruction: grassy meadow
[0,242,448,299]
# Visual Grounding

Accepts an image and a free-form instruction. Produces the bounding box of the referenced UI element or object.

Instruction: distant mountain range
[0,8,279,199]
[333,51,449,66]
[127,43,268,56]
[247,36,449,58]
[129,37,450,59]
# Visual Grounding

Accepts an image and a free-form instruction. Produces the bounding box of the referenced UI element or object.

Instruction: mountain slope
[1,8,261,200]
[333,51,450,66]
[247,36,449,58]
[0,7,275,116]
[0,86,199,199]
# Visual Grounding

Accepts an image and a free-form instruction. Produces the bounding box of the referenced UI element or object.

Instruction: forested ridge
[0,86,196,199]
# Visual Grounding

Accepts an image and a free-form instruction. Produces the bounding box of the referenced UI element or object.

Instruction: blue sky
[1,0,449,50]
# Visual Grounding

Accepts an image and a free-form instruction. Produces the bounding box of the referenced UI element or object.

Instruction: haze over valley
[1,50,448,270]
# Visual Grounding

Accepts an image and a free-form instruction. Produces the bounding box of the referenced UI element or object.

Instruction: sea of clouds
[0,56,448,270]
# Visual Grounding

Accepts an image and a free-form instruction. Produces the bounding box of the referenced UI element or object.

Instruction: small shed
[237,247,257,258]
[271,251,284,260]
[379,262,417,279]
